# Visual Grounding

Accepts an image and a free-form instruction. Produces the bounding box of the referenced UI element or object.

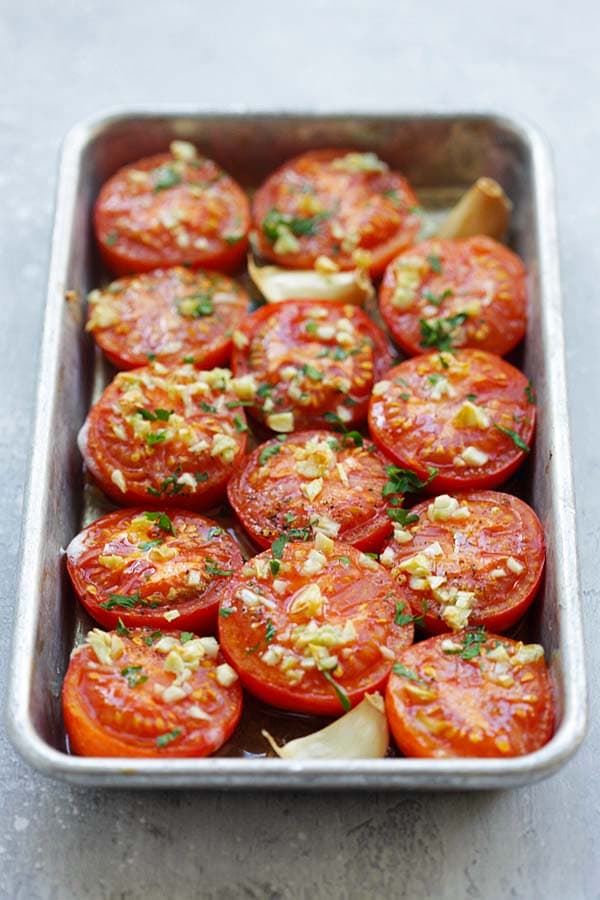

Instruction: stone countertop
[1,2,598,897]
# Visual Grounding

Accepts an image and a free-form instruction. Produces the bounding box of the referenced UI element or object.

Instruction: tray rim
[5,107,587,789]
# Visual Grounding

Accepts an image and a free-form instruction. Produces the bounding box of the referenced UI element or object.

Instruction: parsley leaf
[272,534,287,559]
[392,662,424,683]
[265,619,276,643]
[259,444,281,465]
[205,559,233,577]
[233,413,248,433]
[100,592,141,610]
[395,601,414,626]
[263,208,331,241]
[156,728,182,747]
[180,632,194,643]
[138,538,163,551]
[153,166,182,192]
[322,671,351,712]
[219,607,234,618]
[525,381,536,404]
[419,313,467,352]
[423,288,453,307]
[301,363,323,382]
[146,431,167,446]
[144,511,176,535]
[382,466,438,497]
[121,665,148,689]
[386,507,419,525]
[144,630,163,645]
[116,618,130,638]
[494,423,530,452]
[459,628,487,660]
[426,253,443,274]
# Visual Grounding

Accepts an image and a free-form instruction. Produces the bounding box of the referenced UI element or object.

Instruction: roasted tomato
[379,491,545,634]
[62,628,242,757]
[231,300,393,433]
[252,149,420,275]
[218,537,413,715]
[378,237,527,358]
[368,350,535,491]
[66,509,243,633]
[79,362,252,509]
[385,630,554,758]
[86,267,249,370]
[227,430,394,551]
[94,141,250,275]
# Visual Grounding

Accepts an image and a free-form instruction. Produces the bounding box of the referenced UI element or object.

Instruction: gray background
[1,1,598,898]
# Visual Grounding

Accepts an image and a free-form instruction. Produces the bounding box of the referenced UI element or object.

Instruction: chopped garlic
[301,477,323,502]
[457,446,489,467]
[300,550,327,577]
[372,380,391,397]
[170,140,198,161]
[111,469,127,493]
[266,411,295,433]
[290,583,324,616]
[215,663,239,687]
[507,556,524,575]
[331,152,388,174]
[163,609,180,622]
[311,514,341,538]
[379,547,396,567]
[314,532,334,555]
[232,330,249,349]
[453,400,490,429]
[512,643,545,665]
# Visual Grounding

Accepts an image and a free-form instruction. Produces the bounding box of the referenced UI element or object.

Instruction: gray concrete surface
[1,1,599,897]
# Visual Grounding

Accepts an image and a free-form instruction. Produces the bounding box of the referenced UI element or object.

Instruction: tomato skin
[368,350,535,492]
[252,148,420,275]
[227,430,394,552]
[86,267,249,371]
[94,151,249,275]
[385,632,554,758]
[79,362,249,510]
[62,629,243,758]
[217,540,413,715]
[379,237,527,357]
[380,491,545,634]
[231,300,393,432]
[66,509,243,634]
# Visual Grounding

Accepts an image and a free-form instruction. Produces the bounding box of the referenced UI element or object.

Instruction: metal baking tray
[6,110,587,789]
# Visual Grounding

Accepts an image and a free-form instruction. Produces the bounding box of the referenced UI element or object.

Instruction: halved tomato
[379,491,545,634]
[94,141,249,275]
[368,350,535,491]
[218,537,413,715]
[227,430,394,551]
[385,630,554,757]
[231,300,393,433]
[252,148,420,275]
[62,628,242,757]
[86,267,249,370]
[67,509,243,633]
[79,362,251,509]
[379,237,527,357]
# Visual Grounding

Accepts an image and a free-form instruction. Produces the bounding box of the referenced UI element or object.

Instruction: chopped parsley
[153,165,182,192]
[262,208,331,241]
[466,393,478,402]
[181,294,214,317]
[183,355,195,364]
[100,592,142,610]
[269,558,281,576]
[206,526,225,539]
[386,507,419,525]
[147,466,185,497]
[423,288,453,308]
[392,662,424,683]
[179,632,194,643]
[322,671,351,712]
[339,556,351,566]
[494,423,530,452]
[459,628,487,660]
[301,364,323,382]
[146,431,167,446]
[200,401,217,413]
[205,559,233,577]
[105,231,118,246]
[265,619,276,643]
[144,511,176,535]
[121,665,148,689]
[419,313,467,352]
[525,381,536,404]
[426,253,443,274]
[219,607,234,618]
[195,471,209,483]
[394,600,427,627]
[233,414,248,433]
[144,630,163,645]
[138,538,163,551]
[136,407,173,422]
[271,534,287,559]
[156,728,182,747]
[259,444,281,465]
[382,465,438,498]
[116,618,130,637]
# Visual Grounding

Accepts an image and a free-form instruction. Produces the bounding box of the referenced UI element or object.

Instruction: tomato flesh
[67,509,243,633]
[86,267,249,370]
[94,149,249,275]
[380,491,545,634]
[252,148,420,275]
[62,629,243,757]
[379,237,527,357]
[227,430,394,551]
[368,349,535,491]
[231,300,393,432]
[385,631,554,757]
[218,539,413,715]
[79,362,249,509]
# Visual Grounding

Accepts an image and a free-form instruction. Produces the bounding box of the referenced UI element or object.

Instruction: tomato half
[231,300,393,433]
[218,538,413,715]
[252,149,420,275]
[385,631,554,757]
[67,509,243,633]
[94,142,250,275]
[227,430,394,552]
[379,491,545,634]
[379,237,527,357]
[368,350,535,491]
[86,267,249,370]
[62,628,242,757]
[79,362,251,509]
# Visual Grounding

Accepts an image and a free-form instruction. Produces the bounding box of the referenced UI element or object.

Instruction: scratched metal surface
[0,0,598,897]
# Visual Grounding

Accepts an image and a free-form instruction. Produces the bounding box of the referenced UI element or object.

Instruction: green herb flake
[339,556,351,566]
[460,628,488,660]
[233,413,248,433]
[262,208,331,241]
[116,618,130,638]
[419,313,467,352]
[394,602,414,627]
[195,471,209,483]
[494,423,530,452]
[138,538,164,551]
[423,288,453,307]
[272,534,287,559]
[301,363,323,382]
[200,402,217,414]
[219,607,234,618]
[386,507,419,525]
[269,558,281,576]
[144,511,176,535]
[525,381,536,404]
[146,352,157,362]
[146,431,167,446]
[265,619,276,643]
[426,253,443,274]
[180,632,194,644]
[153,166,182,192]
[259,444,281,466]
[205,559,233,577]
[466,393,478,402]
[382,465,438,498]
[206,526,225,539]
[392,662,424,683]
[224,233,243,245]
[100,592,142,610]
[322,670,351,712]
[105,231,118,246]
[156,728,182,748]
[183,355,195,364]
[284,512,296,524]
[305,320,318,334]
[144,630,163,645]
[121,665,148,689]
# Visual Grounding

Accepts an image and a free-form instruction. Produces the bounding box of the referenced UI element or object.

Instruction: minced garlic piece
[170,140,198,161]
[111,469,127,493]
[266,411,295,433]
[290,584,324,616]
[456,446,489,467]
[301,478,323,502]
[215,663,239,687]
[507,556,524,575]
[232,330,249,349]
[331,152,388,174]
[453,400,490,429]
